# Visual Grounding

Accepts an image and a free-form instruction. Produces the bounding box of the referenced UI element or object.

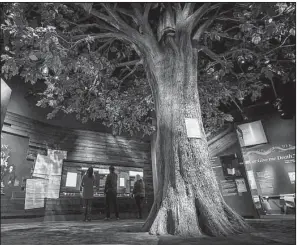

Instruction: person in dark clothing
[81,167,95,221]
[133,174,145,219]
[104,166,119,220]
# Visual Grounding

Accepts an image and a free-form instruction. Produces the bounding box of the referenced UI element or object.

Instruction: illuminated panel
[237,120,268,147]
[65,172,77,187]
[120,177,125,187]
[129,171,143,177]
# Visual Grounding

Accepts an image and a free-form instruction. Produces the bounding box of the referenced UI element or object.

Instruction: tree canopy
[1,2,295,136]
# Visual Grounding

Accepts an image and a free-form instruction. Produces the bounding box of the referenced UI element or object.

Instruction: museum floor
[1,218,295,245]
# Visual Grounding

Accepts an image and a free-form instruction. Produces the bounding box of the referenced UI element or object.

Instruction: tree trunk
[142,40,250,237]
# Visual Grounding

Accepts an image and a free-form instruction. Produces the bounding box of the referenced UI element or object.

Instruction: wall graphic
[242,144,295,196]
[24,179,48,209]
[1,133,30,197]
[25,150,67,209]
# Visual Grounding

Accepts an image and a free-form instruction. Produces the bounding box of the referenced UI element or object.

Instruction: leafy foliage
[1,136,11,181]
[1,3,295,136]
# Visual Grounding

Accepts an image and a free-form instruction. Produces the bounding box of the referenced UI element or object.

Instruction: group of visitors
[81,166,145,222]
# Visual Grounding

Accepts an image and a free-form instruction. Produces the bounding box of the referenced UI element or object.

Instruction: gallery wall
[240,113,296,197]
[211,111,296,217]
[1,111,152,216]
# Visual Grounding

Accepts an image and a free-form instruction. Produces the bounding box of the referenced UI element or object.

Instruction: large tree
[1,3,295,236]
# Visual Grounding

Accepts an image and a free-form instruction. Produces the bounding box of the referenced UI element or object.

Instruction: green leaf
[29,54,38,61]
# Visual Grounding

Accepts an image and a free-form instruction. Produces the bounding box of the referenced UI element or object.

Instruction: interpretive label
[247,170,257,190]
[185,118,202,138]
[220,179,238,196]
[25,179,48,209]
[288,172,295,184]
[235,178,247,193]
[243,144,295,195]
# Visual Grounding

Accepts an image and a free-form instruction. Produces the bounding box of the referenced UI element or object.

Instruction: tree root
[147,191,203,237]
[195,197,251,237]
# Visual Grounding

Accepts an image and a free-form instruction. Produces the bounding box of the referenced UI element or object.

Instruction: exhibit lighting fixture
[272,97,293,119]
[129,171,143,177]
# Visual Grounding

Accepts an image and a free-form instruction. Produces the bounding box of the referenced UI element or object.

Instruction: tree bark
[142,39,250,237]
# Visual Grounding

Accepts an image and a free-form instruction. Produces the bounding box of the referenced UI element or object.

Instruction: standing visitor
[81,167,95,221]
[104,166,119,220]
[133,174,145,219]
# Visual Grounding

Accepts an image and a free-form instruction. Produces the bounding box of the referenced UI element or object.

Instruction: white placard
[47,175,61,199]
[120,177,125,187]
[66,172,77,187]
[227,168,235,175]
[247,170,257,190]
[288,172,295,184]
[235,178,247,193]
[237,121,268,147]
[33,154,51,179]
[25,179,48,209]
[185,118,202,138]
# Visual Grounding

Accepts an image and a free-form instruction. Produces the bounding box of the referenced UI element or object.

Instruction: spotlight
[273,98,283,111]
[280,112,294,120]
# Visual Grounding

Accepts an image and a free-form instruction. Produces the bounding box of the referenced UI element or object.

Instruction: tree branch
[116,60,142,68]
[265,35,294,55]
[116,8,138,24]
[94,38,115,53]
[118,60,143,89]
[144,3,152,20]
[197,45,226,66]
[192,4,222,41]
[173,3,182,21]
[71,33,130,45]
[215,17,243,22]
[223,48,259,58]
[223,25,240,33]
[101,3,142,36]
[195,44,259,70]
[193,20,211,41]
[131,3,154,36]
[77,3,156,54]
[76,3,120,30]
[187,3,211,26]
[182,3,196,19]
[74,23,116,32]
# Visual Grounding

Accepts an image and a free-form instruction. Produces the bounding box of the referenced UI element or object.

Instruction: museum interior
[1,76,296,220]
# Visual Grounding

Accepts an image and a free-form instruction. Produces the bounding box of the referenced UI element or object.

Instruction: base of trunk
[143,189,250,237]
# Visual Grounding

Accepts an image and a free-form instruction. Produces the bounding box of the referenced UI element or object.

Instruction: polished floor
[1,218,295,245]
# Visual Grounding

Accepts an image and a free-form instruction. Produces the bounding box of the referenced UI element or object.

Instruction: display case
[59,160,143,198]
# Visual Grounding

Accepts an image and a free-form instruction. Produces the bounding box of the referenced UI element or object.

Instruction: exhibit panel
[40,160,148,218]
[242,143,295,215]
[211,154,258,218]
[1,111,152,218]
[236,115,296,216]
[60,160,144,197]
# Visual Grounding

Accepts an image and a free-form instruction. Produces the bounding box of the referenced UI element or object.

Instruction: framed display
[237,120,268,147]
